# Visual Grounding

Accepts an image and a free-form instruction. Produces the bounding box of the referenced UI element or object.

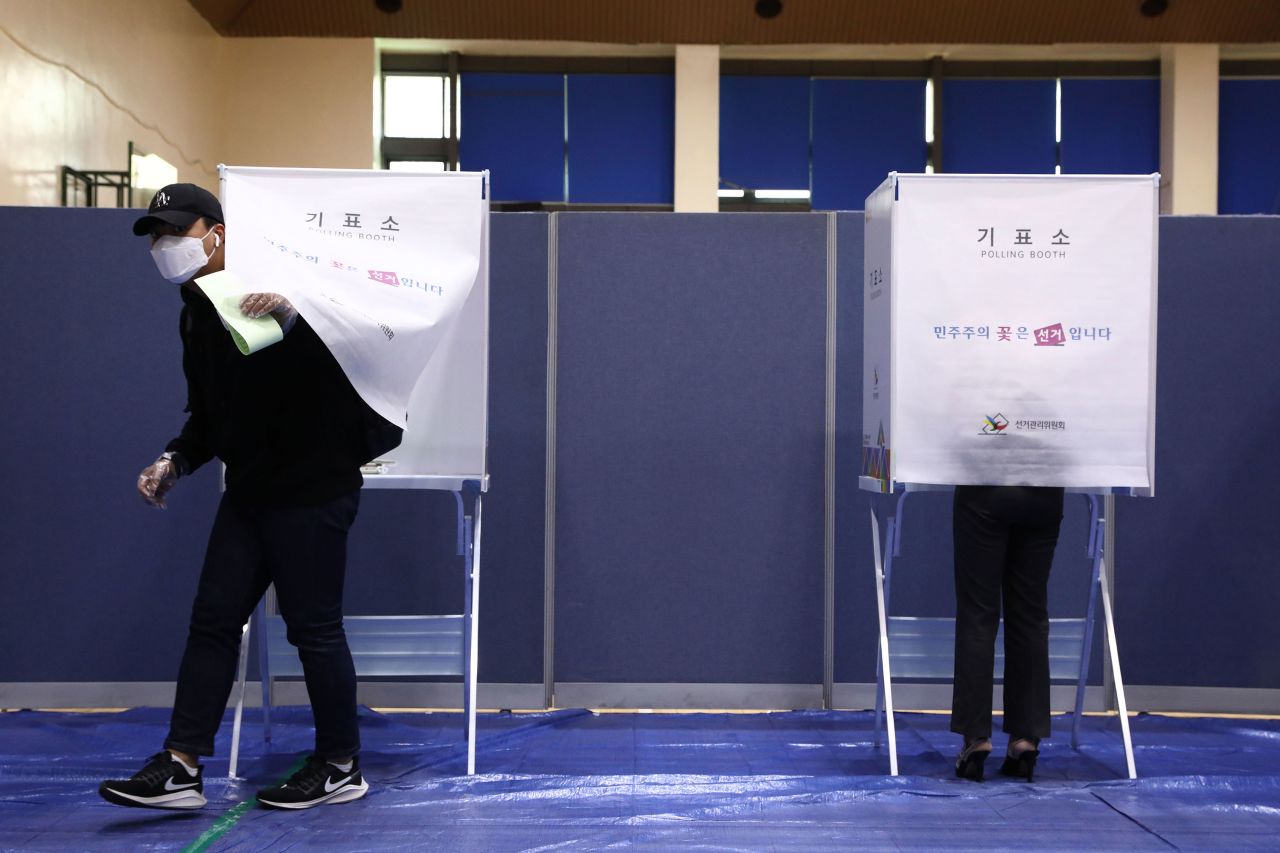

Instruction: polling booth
[205,166,491,777]
[860,173,1159,777]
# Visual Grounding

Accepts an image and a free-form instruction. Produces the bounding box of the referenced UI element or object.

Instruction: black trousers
[164,489,361,760]
[950,485,1064,741]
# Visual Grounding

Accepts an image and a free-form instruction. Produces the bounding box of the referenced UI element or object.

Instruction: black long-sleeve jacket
[165,287,403,506]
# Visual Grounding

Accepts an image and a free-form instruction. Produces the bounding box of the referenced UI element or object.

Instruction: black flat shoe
[955,739,992,782]
[999,738,1040,782]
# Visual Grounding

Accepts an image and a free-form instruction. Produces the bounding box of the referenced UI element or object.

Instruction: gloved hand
[137,456,180,509]
[239,292,294,320]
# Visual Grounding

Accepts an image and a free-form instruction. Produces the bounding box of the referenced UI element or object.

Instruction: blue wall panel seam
[824,211,838,710]
[544,213,559,710]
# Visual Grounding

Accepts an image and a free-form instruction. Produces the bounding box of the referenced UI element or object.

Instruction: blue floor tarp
[1,707,1278,851]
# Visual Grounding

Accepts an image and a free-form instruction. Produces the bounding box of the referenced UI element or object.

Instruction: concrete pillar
[1160,44,1219,214]
[674,44,719,213]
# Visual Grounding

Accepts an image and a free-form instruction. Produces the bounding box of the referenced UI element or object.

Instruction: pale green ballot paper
[193,270,285,355]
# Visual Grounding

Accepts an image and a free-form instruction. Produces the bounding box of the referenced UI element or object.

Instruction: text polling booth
[860,173,1158,777]
[213,166,490,776]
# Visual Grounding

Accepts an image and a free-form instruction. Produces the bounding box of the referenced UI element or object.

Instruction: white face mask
[150,228,220,284]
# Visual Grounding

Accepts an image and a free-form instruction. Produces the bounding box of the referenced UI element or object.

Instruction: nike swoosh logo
[324,774,355,793]
[164,777,200,791]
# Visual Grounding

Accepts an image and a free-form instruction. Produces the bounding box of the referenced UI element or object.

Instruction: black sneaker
[99,751,206,809]
[256,754,369,810]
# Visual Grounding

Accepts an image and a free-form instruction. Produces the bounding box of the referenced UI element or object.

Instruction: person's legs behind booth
[951,485,1012,781]
[998,486,1063,781]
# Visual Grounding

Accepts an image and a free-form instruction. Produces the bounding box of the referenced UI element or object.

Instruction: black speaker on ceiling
[375,0,404,13]
[1139,0,1169,18]
[755,0,783,20]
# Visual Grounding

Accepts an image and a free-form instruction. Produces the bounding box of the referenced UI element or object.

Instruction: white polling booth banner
[861,173,1158,492]
[219,166,489,480]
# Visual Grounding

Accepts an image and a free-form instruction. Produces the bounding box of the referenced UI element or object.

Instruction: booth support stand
[870,489,1137,779]
[227,477,487,779]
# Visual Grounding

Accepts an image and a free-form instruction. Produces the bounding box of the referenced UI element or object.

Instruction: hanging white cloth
[217,167,485,433]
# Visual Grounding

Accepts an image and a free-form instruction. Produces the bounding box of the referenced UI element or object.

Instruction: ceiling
[187,1,1280,45]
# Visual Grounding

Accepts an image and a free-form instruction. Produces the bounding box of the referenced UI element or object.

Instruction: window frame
[378,53,1170,209]
[380,54,458,170]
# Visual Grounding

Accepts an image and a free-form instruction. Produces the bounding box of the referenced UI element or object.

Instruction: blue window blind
[720,76,811,190]
[942,79,1056,174]
[459,73,564,202]
[812,79,926,210]
[1060,79,1159,175]
[567,74,674,204]
[1220,79,1280,214]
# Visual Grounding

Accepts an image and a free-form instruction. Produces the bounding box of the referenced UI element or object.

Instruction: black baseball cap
[132,183,224,236]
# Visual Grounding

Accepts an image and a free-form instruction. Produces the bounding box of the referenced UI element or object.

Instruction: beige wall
[3,3,1273,213]
[1160,43,1220,215]
[673,44,720,213]
[219,38,378,172]
[0,0,224,205]
[0,0,377,208]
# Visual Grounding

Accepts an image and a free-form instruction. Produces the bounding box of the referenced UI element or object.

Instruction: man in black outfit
[951,484,1065,782]
[99,184,402,810]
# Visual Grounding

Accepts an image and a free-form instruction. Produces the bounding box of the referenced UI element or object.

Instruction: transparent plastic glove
[137,457,180,509]
[239,292,296,324]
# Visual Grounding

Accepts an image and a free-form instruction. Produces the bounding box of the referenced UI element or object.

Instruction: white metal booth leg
[230,592,274,781]
[227,589,278,779]
[464,489,483,776]
[872,492,906,752]
[457,483,483,776]
[870,506,899,776]
[1070,497,1105,750]
[228,620,253,780]
[1098,555,1137,779]
[1069,495,1137,779]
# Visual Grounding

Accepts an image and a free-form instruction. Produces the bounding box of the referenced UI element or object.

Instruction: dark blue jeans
[165,489,361,760]
[950,485,1064,742]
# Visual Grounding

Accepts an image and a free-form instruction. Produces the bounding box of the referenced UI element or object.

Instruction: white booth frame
[867,485,1136,779]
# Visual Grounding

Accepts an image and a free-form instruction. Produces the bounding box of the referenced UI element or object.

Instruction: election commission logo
[980,414,1009,435]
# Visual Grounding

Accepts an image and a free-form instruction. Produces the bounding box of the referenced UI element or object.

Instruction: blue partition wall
[1116,217,1280,688]
[553,213,828,684]
[833,214,876,682]
[1,207,1278,706]
[0,208,549,687]
[0,208,222,682]
[343,213,550,685]
[474,214,551,682]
